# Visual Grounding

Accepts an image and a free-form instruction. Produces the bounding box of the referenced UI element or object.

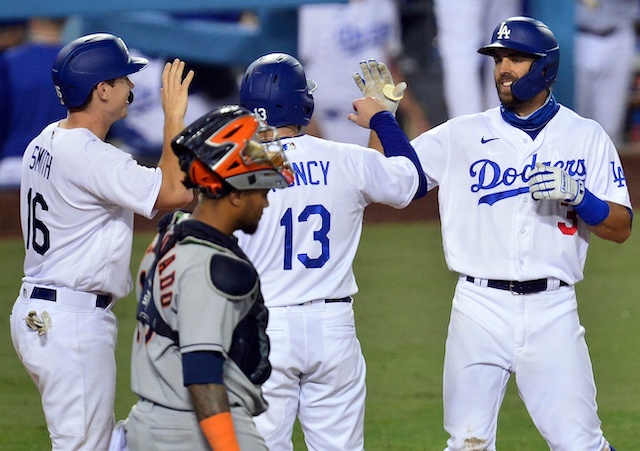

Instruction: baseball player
[121,105,294,450]
[0,18,67,188]
[298,0,430,145]
[371,16,631,451]
[235,53,427,450]
[433,0,523,117]
[574,0,639,146]
[9,33,193,450]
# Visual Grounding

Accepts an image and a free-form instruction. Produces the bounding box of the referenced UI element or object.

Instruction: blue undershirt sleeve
[183,351,225,386]
[369,111,427,199]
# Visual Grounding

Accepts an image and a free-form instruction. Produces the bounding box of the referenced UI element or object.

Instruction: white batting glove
[25,310,52,336]
[352,59,407,115]
[527,163,585,205]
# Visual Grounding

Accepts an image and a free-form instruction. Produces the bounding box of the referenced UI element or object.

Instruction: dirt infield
[2,153,639,238]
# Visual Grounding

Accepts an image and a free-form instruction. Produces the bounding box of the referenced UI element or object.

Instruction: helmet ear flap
[510,51,559,101]
[188,159,226,198]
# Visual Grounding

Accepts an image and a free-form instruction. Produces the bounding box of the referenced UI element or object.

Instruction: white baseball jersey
[411,102,630,450]
[236,134,419,306]
[412,105,631,283]
[12,120,164,450]
[235,133,419,451]
[20,121,162,299]
[298,0,402,146]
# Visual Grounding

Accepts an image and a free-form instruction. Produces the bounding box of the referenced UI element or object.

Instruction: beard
[496,77,526,110]
[238,211,262,235]
[240,222,259,235]
[498,90,526,110]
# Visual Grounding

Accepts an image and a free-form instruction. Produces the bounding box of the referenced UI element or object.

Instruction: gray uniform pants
[124,399,267,450]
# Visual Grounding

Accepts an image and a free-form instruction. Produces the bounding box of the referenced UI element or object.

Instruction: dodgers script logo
[469,154,586,205]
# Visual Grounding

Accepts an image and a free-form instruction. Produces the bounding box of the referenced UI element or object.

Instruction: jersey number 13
[280,205,330,270]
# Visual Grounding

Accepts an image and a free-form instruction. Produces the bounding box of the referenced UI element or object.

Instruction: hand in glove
[527,163,585,205]
[352,59,406,115]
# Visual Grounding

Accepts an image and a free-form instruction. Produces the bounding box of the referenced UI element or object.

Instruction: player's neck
[58,112,111,141]
[260,125,301,141]
[191,198,236,236]
[511,90,550,117]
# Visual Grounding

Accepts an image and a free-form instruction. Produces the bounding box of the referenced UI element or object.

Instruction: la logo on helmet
[497,22,511,40]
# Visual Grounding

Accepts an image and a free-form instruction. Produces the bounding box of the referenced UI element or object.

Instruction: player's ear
[95,81,109,101]
[227,190,243,207]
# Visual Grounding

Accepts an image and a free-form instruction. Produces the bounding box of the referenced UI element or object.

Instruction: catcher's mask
[172,105,294,198]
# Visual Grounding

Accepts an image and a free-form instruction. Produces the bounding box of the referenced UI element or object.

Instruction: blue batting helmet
[239,53,316,128]
[478,16,559,101]
[52,33,148,108]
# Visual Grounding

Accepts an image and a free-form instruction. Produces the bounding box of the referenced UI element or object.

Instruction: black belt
[30,287,112,309]
[296,296,352,306]
[325,297,352,303]
[577,25,617,37]
[465,276,568,295]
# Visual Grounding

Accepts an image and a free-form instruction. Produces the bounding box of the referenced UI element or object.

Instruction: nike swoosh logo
[481,136,500,144]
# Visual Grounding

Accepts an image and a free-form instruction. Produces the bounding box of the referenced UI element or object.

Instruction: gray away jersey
[131,213,268,415]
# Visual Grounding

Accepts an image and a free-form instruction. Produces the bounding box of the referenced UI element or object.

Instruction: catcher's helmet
[239,53,316,127]
[478,16,559,102]
[172,105,294,199]
[52,33,148,108]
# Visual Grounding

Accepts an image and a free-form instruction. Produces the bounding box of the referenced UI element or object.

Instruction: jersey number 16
[25,188,51,255]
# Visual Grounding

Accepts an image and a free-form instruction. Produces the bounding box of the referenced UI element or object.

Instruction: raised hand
[161,58,195,122]
[352,59,406,115]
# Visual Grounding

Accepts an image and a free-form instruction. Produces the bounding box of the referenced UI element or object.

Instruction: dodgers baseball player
[403,17,631,450]
[235,53,427,450]
[298,0,429,146]
[9,33,193,450]
[433,0,523,117]
[123,105,295,451]
[574,0,639,145]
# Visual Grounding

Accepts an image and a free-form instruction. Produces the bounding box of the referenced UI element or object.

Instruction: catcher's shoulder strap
[136,211,185,343]
[136,211,254,343]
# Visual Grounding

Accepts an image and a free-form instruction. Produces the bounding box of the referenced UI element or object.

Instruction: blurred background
[2,0,640,231]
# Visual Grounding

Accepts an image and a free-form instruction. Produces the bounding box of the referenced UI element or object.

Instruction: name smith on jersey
[28,145,53,180]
